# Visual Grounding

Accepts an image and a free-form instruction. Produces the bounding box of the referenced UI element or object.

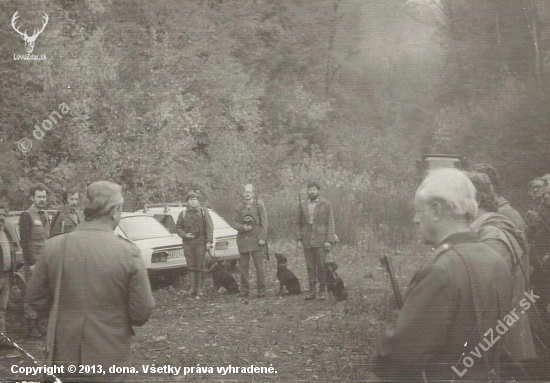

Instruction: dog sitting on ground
[325,261,348,301]
[209,263,239,294]
[274,253,301,294]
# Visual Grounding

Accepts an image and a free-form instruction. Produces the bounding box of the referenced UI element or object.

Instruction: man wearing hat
[176,192,214,297]
[27,181,155,381]
[231,184,268,298]
[295,181,336,300]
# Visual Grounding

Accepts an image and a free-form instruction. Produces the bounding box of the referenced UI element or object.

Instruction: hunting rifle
[380,254,403,310]
[256,197,270,261]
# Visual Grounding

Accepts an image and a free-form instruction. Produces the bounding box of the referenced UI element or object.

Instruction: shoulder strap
[50,210,62,233]
[451,244,496,379]
[256,199,262,225]
[201,208,206,239]
[45,234,69,366]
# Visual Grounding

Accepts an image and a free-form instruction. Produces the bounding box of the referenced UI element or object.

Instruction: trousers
[303,247,327,285]
[240,250,266,295]
[183,240,206,272]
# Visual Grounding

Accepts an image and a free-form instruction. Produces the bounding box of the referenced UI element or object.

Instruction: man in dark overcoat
[374,168,514,381]
[231,184,268,298]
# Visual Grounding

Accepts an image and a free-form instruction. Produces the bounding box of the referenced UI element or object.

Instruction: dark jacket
[471,213,536,362]
[19,206,51,265]
[497,197,527,235]
[0,227,15,272]
[294,197,335,248]
[50,205,84,237]
[231,199,267,253]
[27,220,155,372]
[374,232,513,381]
[176,207,214,243]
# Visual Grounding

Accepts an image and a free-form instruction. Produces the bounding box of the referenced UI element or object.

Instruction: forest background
[1,0,550,247]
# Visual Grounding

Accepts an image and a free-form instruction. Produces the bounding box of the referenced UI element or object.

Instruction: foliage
[2,0,550,244]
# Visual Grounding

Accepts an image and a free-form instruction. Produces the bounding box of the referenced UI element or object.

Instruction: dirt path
[0,243,420,382]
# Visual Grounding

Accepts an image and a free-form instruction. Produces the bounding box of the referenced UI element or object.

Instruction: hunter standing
[374,168,514,381]
[50,187,84,237]
[231,184,268,298]
[176,192,214,297]
[27,181,155,382]
[18,183,50,338]
[0,207,16,349]
[295,181,336,300]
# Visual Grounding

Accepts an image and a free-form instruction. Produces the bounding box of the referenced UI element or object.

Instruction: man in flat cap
[176,192,214,297]
[27,181,155,382]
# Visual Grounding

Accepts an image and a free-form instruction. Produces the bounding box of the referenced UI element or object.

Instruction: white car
[135,203,240,264]
[115,212,186,281]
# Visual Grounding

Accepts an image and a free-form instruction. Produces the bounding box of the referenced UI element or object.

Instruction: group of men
[0,182,154,381]
[0,179,337,380]
[3,166,549,381]
[374,164,550,381]
[175,181,336,300]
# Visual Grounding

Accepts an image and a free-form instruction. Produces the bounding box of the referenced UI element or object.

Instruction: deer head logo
[11,11,49,54]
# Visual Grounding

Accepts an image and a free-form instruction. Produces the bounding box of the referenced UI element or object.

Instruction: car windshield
[153,214,177,233]
[209,211,231,229]
[118,216,172,241]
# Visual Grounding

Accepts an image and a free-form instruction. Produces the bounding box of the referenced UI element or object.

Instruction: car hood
[214,226,237,238]
[131,235,182,250]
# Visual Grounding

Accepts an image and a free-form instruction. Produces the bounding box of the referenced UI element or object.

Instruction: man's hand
[185,233,196,239]
[258,239,265,246]
[206,242,213,250]
[324,242,331,251]
[296,239,302,250]
[244,224,252,232]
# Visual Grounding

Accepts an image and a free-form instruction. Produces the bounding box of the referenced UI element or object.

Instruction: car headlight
[152,252,168,263]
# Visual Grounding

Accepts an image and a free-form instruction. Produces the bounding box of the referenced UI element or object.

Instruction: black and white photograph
[1,0,550,381]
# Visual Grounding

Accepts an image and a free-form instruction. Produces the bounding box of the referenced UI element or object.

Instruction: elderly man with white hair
[373,168,514,381]
[27,181,155,382]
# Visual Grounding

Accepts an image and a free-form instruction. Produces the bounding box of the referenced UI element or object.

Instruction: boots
[184,272,196,296]
[318,284,326,300]
[195,271,203,297]
[26,319,41,339]
[305,282,317,300]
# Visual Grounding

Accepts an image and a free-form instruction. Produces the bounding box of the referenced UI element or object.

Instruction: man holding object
[231,184,268,298]
[295,181,335,300]
[374,168,514,381]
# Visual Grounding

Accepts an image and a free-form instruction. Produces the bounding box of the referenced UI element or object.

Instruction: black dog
[210,263,239,294]
[274,253,301,294]
[325,261,348,301]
